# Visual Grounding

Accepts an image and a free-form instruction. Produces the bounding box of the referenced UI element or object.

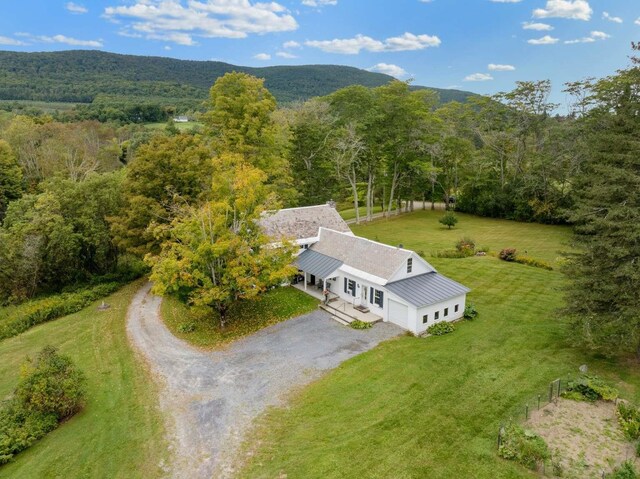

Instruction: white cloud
[602,12,622,24]
[39,34,103,47]
[104,0,298,46]
[0,36,27,46]
[488,63,515,71]
[66,2,88,14]
[565,30,610,44]
[367,63,408,78]
[283,40,301,49]
[276,51,297,58]
[464,73,493,82]
[528,35,559,45]
[522,21,554,31]
[305,32,441,54]
[636,18,640,26]
[301,0,336,6]
[533,0,592,21]
[254,53,271,60]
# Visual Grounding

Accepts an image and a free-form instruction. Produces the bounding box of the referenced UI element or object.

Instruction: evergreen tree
[565,47,640,357]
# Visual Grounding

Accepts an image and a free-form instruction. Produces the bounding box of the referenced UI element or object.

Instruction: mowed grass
[239,213,640,479]
[352,210,571,264]
[145,121,204,131]
[339,205,384,221]
[0,281,166,479]
[161,286,318,349]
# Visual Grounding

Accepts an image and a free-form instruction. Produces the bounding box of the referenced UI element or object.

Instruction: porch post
[304,272,307,291]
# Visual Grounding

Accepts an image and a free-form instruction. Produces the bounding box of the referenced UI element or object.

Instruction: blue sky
[1,0,639,106]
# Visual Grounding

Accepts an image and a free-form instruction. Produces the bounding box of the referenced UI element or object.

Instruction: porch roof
[295,249,343,279]
[385,272,471,308]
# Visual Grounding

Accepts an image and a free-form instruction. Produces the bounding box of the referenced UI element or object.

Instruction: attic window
[407,258,413,273]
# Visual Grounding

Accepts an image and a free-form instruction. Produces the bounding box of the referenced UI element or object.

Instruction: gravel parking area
[126,283,402,478]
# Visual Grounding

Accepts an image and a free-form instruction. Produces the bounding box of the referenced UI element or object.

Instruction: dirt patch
[526,398,637,478]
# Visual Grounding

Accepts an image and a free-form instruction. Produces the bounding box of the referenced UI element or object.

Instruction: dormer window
[407,258,413,273]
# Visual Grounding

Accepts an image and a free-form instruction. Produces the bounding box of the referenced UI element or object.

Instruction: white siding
[330,271,386,315]
[414,295,467,335]
[387,252,436,283]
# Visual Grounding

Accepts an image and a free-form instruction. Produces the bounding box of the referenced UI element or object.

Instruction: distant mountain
[0,50,476,107]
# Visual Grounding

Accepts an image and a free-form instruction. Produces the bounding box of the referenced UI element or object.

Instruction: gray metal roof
[295,249,343,279]
[385,272,470,308]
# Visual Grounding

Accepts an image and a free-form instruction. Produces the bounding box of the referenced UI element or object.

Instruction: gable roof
[259,204,352,241]
[295,250,343,279]
[385,272,471,308]
[310,228,413,282]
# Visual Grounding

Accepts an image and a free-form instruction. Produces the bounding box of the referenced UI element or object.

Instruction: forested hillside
[0,50,474,106]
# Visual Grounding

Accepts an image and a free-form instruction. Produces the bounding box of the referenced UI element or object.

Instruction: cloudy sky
[2,0,639,105]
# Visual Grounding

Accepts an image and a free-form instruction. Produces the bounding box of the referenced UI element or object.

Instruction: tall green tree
[564,47,640,357]
[148,153,296,327]
[0,140,23,222]
[109,134,213,256]
[203,72,294,202]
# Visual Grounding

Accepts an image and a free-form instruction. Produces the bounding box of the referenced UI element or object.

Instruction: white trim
[338,264,387,286]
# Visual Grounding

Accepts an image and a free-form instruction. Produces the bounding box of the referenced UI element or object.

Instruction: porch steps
[319,304,355,325]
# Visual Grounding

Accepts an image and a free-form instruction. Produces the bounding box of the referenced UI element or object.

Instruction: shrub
[610,461,638,479]
[350,319,373,330]
[498,423,550,470]
[513,255,554,271]
[617,402,640,440]
[433,250,471,259]
[177,322,196,333]
[0,347,86,464]
[455,237,476,256]
[0,282,123,341]
[439,212,458,230]
[427,322,455,336]
[499,248,518,262]
[562,375,619,402]
[636,440,640,458]
[464,304,478,320]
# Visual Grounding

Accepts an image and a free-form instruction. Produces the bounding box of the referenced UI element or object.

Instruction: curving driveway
[126,283,402,478]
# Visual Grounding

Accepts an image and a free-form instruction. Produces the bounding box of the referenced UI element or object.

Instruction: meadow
[239,211,640,479]
[0,281,166,479]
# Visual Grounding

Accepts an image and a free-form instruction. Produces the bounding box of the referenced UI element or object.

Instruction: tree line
[0,49,638,356]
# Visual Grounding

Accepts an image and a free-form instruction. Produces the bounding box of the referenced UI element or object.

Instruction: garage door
[388,299,409,329]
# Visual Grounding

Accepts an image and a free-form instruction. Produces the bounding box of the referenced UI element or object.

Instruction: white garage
[387,299,409,329]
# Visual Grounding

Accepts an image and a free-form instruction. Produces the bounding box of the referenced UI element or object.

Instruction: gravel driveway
[126,283,402,478]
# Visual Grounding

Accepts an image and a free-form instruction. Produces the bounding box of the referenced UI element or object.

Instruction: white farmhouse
[260,204,470,335]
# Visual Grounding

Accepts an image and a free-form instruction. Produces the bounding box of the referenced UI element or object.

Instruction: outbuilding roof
[310,228,413,282]
[259,204,352,242]
[295,249,343,279]
[385,272,471,308]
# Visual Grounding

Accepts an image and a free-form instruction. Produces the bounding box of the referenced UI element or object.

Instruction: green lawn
[352,210,571,264]
[145,121,204,131]
[239,213,640,479]
[339,205,384,221]
[161,286,318,349]
[0,281,166,479]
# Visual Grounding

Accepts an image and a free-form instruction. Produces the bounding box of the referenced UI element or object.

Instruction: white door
[388,299,409,329]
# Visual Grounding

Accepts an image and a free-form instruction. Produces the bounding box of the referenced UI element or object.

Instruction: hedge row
[0,283,123,341]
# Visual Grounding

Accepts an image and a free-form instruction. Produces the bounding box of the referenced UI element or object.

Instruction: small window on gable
[407,257,413,273]
[454,304,459,313]
[422,314,428,324]
[435,311,440,320]
[444,308,449,317]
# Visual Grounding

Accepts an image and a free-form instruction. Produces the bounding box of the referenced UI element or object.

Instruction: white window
[455,304,459,313]
[444,308,449,317]
[407,258,413,273]
[435,311,440,320]
[422,314,428,324]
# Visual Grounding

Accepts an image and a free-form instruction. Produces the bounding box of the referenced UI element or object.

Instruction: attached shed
[385,272,471,334]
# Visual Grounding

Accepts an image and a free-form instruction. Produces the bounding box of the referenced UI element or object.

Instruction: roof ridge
[270,204,332,212]
[319,227,412,254]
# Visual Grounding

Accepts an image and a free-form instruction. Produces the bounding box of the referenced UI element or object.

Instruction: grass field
[145,121,204,131]
[352,210,571,264]
[0,281,166,479]
[339,205,384,221]
[0,100,83,113]
[161,287,318,349]
[239,212,640,479]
